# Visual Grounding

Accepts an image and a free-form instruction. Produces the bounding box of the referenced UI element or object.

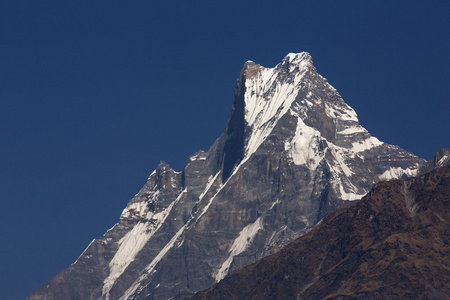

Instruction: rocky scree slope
[26,52,424,300]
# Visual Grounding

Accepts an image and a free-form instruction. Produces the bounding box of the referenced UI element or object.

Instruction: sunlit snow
[437,155,449,167]
[215,217,263,282]
[285,110,323,169]
[119,172,224,300]
[102,190,186,299]
[379,166,419,181]
[243,52,313,160]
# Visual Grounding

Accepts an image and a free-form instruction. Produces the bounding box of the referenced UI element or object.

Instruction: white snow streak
[119,224,188,300]
[215,217,263,282]
[351,136,383,153]
[324,102,358,122]
[109,52,423,298]
[326,157,365,201]
[330,148,353,177]
[102,190,186,299]
[337,127,366,135]
[437,155,449,167]
[199,173,219,202]
[71,239,95,266]
[243,52,312,161]
[119,173,223,300]
[241,52,385,201]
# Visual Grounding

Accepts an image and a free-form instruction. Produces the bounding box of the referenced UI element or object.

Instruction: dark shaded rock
[193,165,450,300]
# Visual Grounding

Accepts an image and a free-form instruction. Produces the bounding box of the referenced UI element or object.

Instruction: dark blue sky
[1,1,449,299]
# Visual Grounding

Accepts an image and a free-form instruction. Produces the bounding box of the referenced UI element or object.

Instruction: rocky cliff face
[420,148,450,174]
[193,161,450,300]
[27,53,424,300]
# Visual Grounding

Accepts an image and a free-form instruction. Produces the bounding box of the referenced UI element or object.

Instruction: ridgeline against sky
[27,53,424,299]
[2,1,450,299]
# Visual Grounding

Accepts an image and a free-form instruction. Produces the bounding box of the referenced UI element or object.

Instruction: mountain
[26,52,424,300]
[420,148,450,174]
[192,156,450,300]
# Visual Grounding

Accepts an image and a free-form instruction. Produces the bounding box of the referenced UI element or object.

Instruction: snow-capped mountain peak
[27,53,425,300]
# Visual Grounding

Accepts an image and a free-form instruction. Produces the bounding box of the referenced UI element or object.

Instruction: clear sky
[1,1,449,299]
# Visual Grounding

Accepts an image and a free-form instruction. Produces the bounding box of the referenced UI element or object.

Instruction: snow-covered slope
[26,52,425,300]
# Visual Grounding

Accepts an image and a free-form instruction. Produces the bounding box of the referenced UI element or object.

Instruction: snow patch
[330,148,353,177]
[189,151,207,161]
[102,190,186,299]
[120,190,160,219]
[351,136,383,152]
[120,223,189,300]
[243,53,311,161]
[338,184,366,201]
[324,102,358,122]
[437,155,449,167]
[379,166,418,181]
[337,126,366,135]
[215,216,263,282]
[147,169,156,179]
[119,173,224,299]
[327,160,363,201]
[285,112,323,169]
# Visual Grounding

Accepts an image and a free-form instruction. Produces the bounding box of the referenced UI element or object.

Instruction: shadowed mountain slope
[193,159,450,300]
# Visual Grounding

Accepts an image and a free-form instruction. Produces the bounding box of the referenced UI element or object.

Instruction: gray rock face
[26,52,425,300]
[420,148,450,174]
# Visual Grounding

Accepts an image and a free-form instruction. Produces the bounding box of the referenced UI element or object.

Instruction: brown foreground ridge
[193,164,450,299]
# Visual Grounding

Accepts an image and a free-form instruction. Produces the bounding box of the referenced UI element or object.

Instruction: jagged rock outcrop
[420,148,450,174]
[193,163,450,300]
[27,52,424,300]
